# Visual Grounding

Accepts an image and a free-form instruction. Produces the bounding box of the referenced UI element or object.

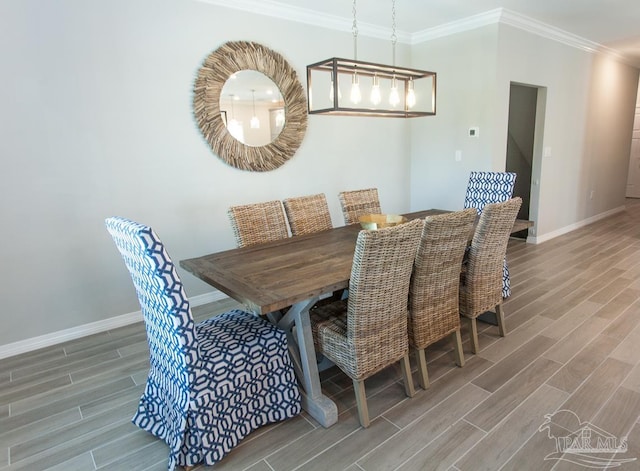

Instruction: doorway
[506,83,540,239]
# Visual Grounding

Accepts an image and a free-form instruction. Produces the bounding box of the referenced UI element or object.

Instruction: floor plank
[455,384,568,470]
[357,383,490,470]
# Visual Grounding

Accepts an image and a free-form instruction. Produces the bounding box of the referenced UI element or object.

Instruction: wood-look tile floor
[3,200,640,470]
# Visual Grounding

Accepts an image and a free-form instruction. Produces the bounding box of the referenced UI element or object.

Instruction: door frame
[509,81,546,244]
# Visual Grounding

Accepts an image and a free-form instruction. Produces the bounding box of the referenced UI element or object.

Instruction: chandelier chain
[352,0,358,61]
[391,0,397,66]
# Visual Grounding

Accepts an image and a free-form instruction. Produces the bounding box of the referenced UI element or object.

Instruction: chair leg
[468,317,480,354]
[415,348,429,389]
[496,304,507,337]
[400,353,416,397]
[452,330,465,367]
[353,379,370,428]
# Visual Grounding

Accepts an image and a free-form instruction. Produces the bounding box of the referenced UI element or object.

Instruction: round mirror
[194,41,307,172]
[220,70,285,147]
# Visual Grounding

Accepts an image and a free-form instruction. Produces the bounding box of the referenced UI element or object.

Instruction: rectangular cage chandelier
[307,58,436,117]
[306,0,436,118]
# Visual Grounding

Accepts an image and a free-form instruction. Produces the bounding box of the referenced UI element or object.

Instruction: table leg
[277,298,338,428]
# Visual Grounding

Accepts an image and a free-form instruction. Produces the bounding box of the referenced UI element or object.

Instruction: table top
[180,209,533,315]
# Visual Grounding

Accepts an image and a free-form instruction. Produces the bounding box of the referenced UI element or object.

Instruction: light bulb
[329,74,342,102]
[389,76,400,107]
[407,79,416,108]
[370,74,381,105]
[228,119,243,140]
[250,90,260,129]
[350,72,361,104]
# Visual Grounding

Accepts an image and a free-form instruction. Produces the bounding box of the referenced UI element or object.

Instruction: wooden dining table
[180,209,533,428]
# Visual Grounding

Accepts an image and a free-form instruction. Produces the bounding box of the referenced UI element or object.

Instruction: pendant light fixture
[306,0,436,118]
[329,71,342,102]
[389,2,400,108]
[227,94,244,141]
[250,89,260,129]
[370,73,381,105]
[349,0,361,105]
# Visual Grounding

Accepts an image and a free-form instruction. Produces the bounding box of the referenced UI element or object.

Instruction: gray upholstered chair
[105,217,301,470]
[338,188,382,225]
[228,200,289,247]
[283,193,333,236]
[310,218,424,428]
[459,197,522,353]
[408,208,477,389]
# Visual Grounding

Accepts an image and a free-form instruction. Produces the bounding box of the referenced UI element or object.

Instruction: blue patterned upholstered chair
[105,217,301,471]
[463,171,517,299]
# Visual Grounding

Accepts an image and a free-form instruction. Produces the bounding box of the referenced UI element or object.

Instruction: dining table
[180,209,533,428]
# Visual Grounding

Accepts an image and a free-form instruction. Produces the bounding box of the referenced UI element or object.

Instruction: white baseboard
[0,290,228,360]
[526,205,625,245]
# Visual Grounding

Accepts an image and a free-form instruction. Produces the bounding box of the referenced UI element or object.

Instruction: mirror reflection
[220,70,285,147]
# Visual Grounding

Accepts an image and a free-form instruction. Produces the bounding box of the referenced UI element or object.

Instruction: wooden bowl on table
[358,214,408,230]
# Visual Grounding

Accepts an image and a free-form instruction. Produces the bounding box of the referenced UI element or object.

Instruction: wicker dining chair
[105,217,301,470]
[459,197,522,354]
[463,171,517,299]
[310,218,424,428]
[283,193,333,236]
[408,208,477,389]
[338,188,382,225]
[228,200,289,247]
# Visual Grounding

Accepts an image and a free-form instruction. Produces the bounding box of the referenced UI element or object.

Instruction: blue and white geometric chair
[105,217,301,471]
[463,171,517,299]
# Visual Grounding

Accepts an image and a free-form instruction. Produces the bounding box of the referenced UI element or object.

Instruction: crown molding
[196,0,411,43]
[199,1,630,64]
[410,9,503,44]
[411,8,630,63]
[497,8,631,64]
[498,9,598,54]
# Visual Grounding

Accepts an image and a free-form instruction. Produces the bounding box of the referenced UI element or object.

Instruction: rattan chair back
[460,197,522,319]
[315,218,424,379]
[338,188,382,225]
[407,209,476,388]
[228,200,289,248]
[310,218,424,426]
[283,193,333,236]
[409,209,477,349]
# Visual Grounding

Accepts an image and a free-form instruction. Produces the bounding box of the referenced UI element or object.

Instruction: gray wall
[0,0,414,348]
[1,1,638,351]
[409,25,501,211]
[409,23,639,242]
[496,25,638,237]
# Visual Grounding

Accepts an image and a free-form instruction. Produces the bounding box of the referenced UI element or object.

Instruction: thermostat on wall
[469,127,479,137]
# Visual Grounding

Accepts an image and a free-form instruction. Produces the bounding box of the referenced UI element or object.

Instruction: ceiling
[267,0,640,66]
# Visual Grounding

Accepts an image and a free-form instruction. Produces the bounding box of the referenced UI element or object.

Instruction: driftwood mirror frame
[193,41,308,172]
